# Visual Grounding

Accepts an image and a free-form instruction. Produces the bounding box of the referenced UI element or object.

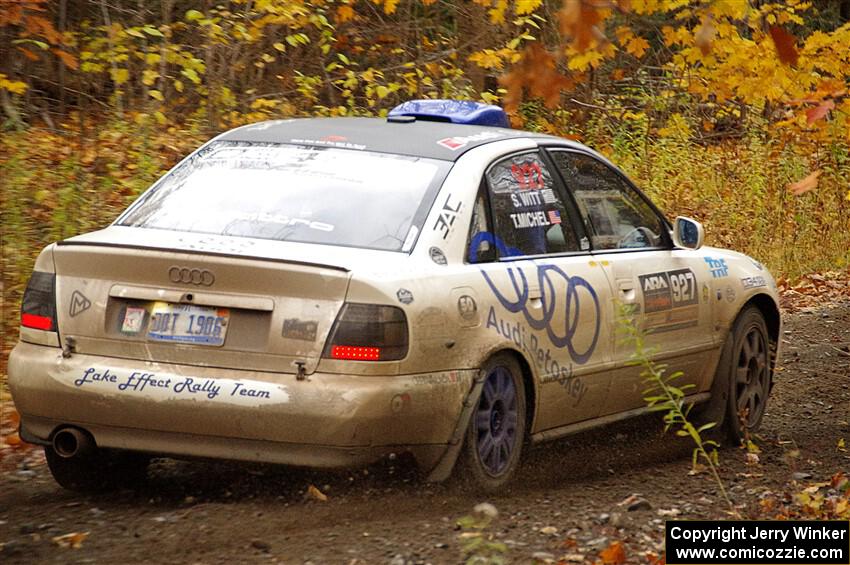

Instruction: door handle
[617,280,636,302]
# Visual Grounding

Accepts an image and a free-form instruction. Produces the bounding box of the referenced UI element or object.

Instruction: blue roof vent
[388,99,510,128]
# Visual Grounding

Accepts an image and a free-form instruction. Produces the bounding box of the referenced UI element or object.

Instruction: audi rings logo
[168,266,215,286]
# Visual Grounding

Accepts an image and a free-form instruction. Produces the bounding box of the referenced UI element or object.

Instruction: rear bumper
[8,341,475,470]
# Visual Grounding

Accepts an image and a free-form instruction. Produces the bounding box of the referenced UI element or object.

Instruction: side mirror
[672,216,704,250]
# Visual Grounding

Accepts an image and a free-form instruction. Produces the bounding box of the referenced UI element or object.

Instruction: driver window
[549,151,665,250]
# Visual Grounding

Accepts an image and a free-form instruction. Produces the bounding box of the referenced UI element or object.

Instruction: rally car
[9,99,780,492]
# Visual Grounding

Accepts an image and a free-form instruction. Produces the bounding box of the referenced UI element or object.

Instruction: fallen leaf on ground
[306,484,328,502]
[600,540,626,565]
[52,531,90,549]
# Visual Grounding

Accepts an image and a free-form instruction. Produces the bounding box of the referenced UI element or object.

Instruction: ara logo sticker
[69,291,92,317]
[642,274,669,291]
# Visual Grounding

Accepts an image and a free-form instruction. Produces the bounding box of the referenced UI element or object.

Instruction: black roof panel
[221,117,558,161]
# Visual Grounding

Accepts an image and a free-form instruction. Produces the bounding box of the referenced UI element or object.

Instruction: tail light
[21,271,57,331]
[322,303,408,361]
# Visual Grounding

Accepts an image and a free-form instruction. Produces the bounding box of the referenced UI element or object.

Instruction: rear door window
[118,141,449,252]
[484,151,583,258]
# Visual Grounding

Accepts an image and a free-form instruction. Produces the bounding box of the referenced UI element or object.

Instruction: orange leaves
[559,0,605,52]
[806,100,834,125]
[787,170,821,196]
[769,26,799,66]
[600,540,627,565]
[336,5,355,23]
[499,43,573,114]
[558,0,631,52]
[53,48,79,70]
[694,14,715,56]
[370,0,399,16]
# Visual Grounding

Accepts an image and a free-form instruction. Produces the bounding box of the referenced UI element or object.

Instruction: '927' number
[669,269,697,305]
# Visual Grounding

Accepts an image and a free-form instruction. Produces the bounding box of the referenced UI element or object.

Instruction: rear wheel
[459,353,526,491]
[45,446,150,492]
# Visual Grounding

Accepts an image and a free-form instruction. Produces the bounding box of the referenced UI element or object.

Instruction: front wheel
[458,353,527,492]
[724,307,772,441]
[696,306,773,444]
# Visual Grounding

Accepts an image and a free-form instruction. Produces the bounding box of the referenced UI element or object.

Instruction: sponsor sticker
[66,366,286,405]
[638,269,700,332]
[436,131,503,150]
[69,290,92,318]
[741,275,767,289]
[282,318,318,341]
[457,295,477,320]
[121,307,146,334]
[510,210,550,229]
[429,246,448,265]
[433,193,461,239]
[290,137,366,150]
[704,256,729,278]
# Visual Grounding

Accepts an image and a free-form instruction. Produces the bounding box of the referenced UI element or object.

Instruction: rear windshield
[117,141,449,252]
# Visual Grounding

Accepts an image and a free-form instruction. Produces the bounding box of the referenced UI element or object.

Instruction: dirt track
[1,303,849,564]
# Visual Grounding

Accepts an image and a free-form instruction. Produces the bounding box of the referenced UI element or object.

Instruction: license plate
[145,302,230,346]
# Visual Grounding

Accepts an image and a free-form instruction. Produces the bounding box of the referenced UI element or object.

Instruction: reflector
[22,313,54,331]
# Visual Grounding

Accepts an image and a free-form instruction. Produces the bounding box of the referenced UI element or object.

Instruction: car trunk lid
[52,228,352,375]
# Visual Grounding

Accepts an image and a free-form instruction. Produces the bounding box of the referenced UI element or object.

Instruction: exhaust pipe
[52,427,94,459]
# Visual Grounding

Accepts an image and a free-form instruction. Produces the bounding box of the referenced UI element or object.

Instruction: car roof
[221,116,573,161]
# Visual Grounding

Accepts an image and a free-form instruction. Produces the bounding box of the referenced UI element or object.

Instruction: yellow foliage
[0,73,27,95]
[469,49,509,71]
[515,0,543,15]
[109,67,129,86]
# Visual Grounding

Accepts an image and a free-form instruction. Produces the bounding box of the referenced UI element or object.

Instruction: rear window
[117,141,449,252]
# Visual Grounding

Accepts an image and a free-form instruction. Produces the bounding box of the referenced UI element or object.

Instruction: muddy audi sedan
[9,100,780,491]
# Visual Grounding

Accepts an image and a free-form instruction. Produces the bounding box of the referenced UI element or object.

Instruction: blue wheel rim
[475,366,518,476]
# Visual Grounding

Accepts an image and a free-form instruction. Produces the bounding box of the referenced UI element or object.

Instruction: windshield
[117,141,448,252]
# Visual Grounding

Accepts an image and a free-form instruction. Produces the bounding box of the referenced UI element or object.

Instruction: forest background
[1,0,849,361]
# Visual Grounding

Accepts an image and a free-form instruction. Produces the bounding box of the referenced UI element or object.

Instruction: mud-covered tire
[45,447,150,492]
[458,353,527,492]
[695,306,772,444]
